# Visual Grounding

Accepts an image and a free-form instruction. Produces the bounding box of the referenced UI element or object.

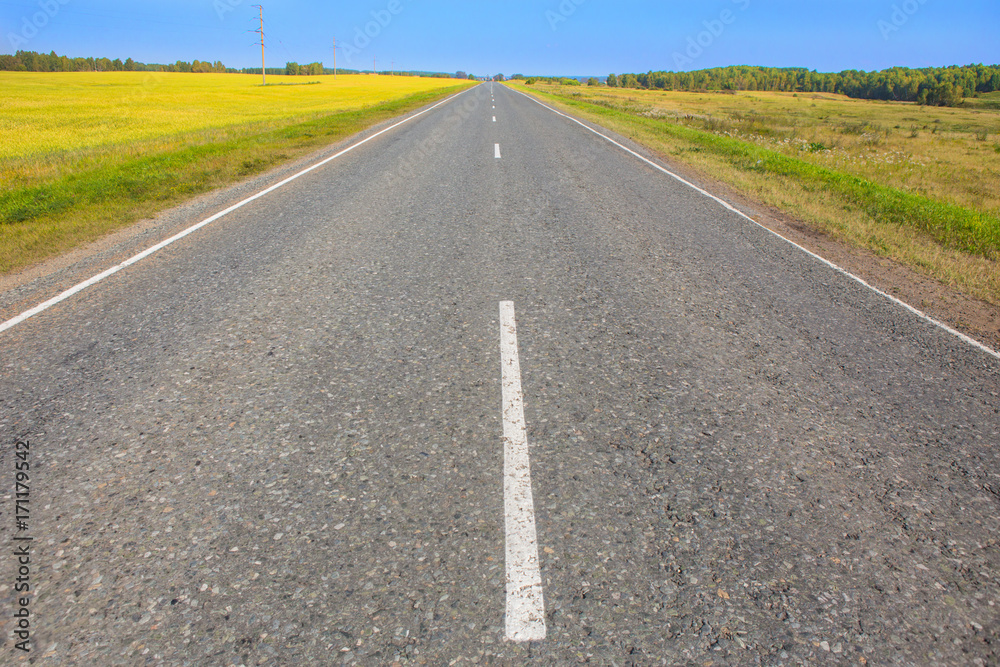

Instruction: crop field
[0,72,473,273]
[513,82,1000,305]
[2,72,465,184]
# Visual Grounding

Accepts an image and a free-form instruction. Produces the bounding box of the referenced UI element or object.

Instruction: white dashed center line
[495,143,502,159]
[499,301,546,642]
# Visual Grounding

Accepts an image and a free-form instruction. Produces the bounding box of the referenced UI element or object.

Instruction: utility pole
[373,56,377,75]
[391,60,394,76]
[253,5,265,85]
[333,37,337,79]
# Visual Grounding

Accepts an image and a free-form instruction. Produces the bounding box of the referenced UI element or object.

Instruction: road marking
[495,143,502,159]
[499,301,546,642]
[493,116,496,123]
[0,88,477,336]
[507,85,1000,362]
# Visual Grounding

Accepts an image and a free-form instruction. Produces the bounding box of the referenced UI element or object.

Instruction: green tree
[607,73,618,87]
[927,81,960,106]
[651,72,669,89]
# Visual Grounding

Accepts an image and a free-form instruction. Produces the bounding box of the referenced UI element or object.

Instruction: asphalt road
[2,83,999,666]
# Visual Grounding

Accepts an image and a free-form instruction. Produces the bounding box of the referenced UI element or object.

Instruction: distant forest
[601,65,1000,107]
[0,50,463,78]
[0,50,236,73]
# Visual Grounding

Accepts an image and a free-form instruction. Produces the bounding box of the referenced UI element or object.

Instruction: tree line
[603,64,1000,107]
[0,50,232,73]
[1,50,340,76]
[283,62,325,76]
[0,50,472,79]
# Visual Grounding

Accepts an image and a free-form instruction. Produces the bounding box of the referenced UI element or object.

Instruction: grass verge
[0,83,471,275]
[510,83,1000,305]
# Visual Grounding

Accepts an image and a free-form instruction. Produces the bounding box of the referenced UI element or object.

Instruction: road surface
[2,83,998,665]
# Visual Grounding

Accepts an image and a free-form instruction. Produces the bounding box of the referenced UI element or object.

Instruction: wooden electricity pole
[333,37,337,78]
[253,5,265,85]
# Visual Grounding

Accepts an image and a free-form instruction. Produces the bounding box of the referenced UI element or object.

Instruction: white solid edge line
[499,301,546,643]
[0,87,475,336]
[495,143,502,159]
[506,85,1000,362]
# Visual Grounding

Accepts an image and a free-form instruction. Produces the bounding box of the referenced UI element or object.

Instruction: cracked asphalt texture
[2,83,999,665]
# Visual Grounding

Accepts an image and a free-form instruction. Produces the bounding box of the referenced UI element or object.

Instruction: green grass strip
[528,88,1000,261]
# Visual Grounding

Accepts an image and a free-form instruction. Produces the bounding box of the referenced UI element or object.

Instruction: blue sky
[1,0,997,76]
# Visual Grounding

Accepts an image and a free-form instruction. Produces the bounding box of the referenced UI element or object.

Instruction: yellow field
[1,72,467,186]
[0,72,473,274]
